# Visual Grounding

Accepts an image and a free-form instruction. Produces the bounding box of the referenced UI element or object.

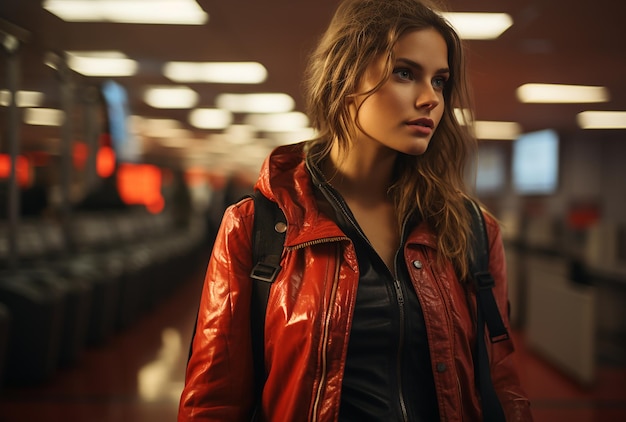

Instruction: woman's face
[350,28,449,156]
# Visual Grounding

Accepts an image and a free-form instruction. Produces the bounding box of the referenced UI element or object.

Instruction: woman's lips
[406,117,434,128]
[406,118,434,135]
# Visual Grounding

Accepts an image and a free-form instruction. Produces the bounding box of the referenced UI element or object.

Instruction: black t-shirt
[308,164,439,421]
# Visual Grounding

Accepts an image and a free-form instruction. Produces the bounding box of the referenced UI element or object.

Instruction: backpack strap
[467,199,510,343]
[466,198,508,422]
[248,190,286,411]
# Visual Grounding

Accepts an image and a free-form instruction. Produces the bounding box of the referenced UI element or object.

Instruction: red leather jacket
[178,143,533,421]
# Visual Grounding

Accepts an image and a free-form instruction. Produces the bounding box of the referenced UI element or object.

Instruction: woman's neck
[323,140,397,204]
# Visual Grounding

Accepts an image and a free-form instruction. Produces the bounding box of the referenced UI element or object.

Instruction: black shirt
[308,162,439,421]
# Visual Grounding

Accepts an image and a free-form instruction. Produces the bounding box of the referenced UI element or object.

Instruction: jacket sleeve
[484,214,534,421]
[178,198,256,421]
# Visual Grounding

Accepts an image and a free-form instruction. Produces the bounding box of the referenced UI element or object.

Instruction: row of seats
[0,208,209,387]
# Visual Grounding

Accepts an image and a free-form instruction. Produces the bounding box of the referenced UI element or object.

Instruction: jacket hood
[254,142,348,248]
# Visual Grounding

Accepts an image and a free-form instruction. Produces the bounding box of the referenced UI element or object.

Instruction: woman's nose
[415,84,440,110]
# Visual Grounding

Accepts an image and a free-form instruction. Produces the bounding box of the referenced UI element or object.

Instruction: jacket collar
[254,142,346,248]
[254,142,439,250]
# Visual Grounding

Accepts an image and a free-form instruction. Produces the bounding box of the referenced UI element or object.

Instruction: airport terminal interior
[1,1,626,421]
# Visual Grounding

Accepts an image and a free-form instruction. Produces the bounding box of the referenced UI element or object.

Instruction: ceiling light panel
[453,108,520,139]
[164,62,267,84]
[144,86,199,109]
[216,93,295,113]
[43,0,208,25]
[244,112,310,132]
[0,90,45,107]
[517,83,610,103]
[24,108,65,126]
[577,111,626,129]
[441,12,513,40]
[66,51,138,76]
[189,108,233,129]
[475,121,522,140]
[454,108,473,125]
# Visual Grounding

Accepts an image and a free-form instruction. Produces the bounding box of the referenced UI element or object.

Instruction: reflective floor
[0,257,205,422]
[0,256,624,422]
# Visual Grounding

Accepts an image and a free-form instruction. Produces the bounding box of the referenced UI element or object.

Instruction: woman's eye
[393,68,413,80]
[432,76,448,90]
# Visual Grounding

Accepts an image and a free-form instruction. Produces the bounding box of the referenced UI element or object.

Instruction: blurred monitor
[512,129,559,195]
[101,80,140,162]
[476,144,506,195]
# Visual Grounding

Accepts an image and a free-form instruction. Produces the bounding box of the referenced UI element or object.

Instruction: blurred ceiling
[1,0,626,170]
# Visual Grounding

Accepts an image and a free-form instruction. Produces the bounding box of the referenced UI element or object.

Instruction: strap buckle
[250,261,281,283]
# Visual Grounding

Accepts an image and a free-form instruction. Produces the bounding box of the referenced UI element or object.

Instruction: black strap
[249,190,286,413]
[467,199,510,344]
[186,192,286,407]
[466,198,508,422]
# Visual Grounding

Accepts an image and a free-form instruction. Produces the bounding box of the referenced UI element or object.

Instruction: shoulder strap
[466,199,509,343]
[466,198,508,422]
[249,190,286,408]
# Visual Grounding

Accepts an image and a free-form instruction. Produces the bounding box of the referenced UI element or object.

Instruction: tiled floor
[0,257,624,422]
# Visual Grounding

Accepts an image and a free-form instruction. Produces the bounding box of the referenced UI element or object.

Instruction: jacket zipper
[283,188,349,419]
[326,179,411,421]
[392,215,414,422]
[312,176,410,420]
[289,236,349,251]
[393,278,409,421]
[311,244,343,421]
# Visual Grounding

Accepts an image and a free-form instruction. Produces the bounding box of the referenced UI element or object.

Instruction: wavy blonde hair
[304,0,478,278]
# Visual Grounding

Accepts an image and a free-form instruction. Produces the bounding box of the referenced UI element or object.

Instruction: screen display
[101,80,139,162]
[476,145,506,194]
[512,129,559,195]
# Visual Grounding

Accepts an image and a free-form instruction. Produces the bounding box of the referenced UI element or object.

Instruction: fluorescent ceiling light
[453,109,520,140]
[43,0,208,25]
[164,62,267,84]
[442,12,513,40]
[244,112,310,132]
[144,86,199,109]
[67,51,138,76]
[454,108,473,125]
[517,83,610,103]
[189,108,233,129]
[216,93,295,113]
[24,108,65,126]
[0,90,45,107]
[577,111,626,129]
[475,121,522,140]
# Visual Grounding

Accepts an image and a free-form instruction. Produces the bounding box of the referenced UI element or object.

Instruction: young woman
[178,0,533,420]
